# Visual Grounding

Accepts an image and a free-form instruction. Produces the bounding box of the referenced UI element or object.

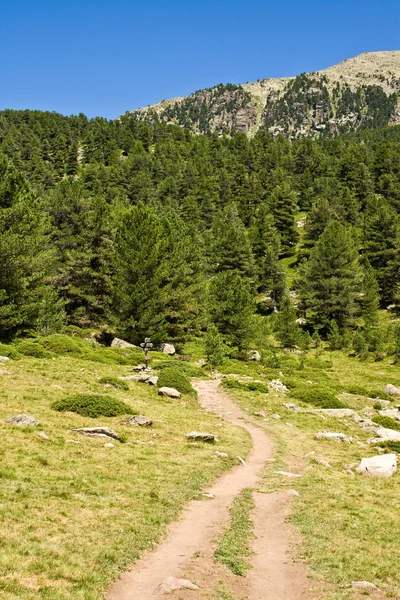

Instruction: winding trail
[106,379,313,600]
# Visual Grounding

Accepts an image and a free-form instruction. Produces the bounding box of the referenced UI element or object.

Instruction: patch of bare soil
[105,380,315,600]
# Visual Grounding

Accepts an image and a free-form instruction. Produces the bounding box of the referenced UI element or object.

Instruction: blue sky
[1,0,399,119]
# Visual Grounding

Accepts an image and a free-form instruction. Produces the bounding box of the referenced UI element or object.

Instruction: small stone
[138,374,150,382]
[237,456,246,466]
[125,415,152,427]
[313,458,332,468]
[0,356,10,361]
[71,427,120,440]
[37,431,49,440]
[66,439,80,444]
[305,451,315,457]
[272,414,281,420]
[254,410,266,418]
[6,414,38,426]
[248,349,261,361]
[154,576,199,594]
[131,364,146,371]
[317,409,355,418]
[342,469,355,476]
[134,440,155,446]
[287,489,299,496]
[146,376,159,386]
[158,387,181,398]
[384,384,400,398]
[186,432,215,442]
[276,471,302,478]
[283,403,301,412]
[314,432,352,443]
[104,442,114,448]
[202,492,215,499]
[351,581,379,591]
[215,451,228,457]
[286,422,294,427]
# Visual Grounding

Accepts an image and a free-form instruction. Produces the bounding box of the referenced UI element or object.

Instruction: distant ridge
[127,51,400,138]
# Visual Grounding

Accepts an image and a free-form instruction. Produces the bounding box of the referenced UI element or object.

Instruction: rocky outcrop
[356,454,397,477]
[128,52,400,139]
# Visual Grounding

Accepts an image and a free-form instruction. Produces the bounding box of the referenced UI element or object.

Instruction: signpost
[140,337,153,369]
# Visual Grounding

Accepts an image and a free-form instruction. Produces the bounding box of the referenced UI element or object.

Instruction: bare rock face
[186,431,215,442]
[314,432,352,443]
[6,414,38,426]
[71,427,120,440]
[158,387,181,398]
[124,415,152,427]
[356,454,397,477]
[384,383,400,397]
[154,577,199,594]
[111,337,136,349]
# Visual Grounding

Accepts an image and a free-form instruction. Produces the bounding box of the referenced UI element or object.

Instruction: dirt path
[105,379,313,600]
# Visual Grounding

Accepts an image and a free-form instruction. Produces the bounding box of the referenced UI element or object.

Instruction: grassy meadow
[0,346,251,600]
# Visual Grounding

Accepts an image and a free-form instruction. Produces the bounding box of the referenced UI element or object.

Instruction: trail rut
[106,379,313,600]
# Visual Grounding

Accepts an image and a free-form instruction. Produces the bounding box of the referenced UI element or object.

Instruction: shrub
[155,360,204,378]
[222,379,268,394]
[157,367,194,394]
[15,340,55,359]
[345,385,392,401]
[0,343,22,360]
[289,385,348,409]
[52,394,133,418]
[375,440,400,453]
[99,376,129,391]
[372,415,400,431]
[247,381,269,393]
[41,334,83,355]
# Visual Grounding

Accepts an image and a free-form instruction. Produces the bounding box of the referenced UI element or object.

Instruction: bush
[41,334,143,365]
[290,385,348,409]
[99,376,129,391]
[345,385,392,401]
[375,440,400,453]
[0,343,22,360]
[41,334,83,355]
[52,394,133,418]
[157,367,194,394]
[15,340,55,359]
[222,379,268,394]
[372,415,400,431]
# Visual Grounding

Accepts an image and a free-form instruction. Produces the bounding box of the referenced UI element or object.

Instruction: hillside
[129,51,400,137]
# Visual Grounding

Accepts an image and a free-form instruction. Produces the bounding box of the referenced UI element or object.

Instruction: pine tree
[205,324,225,372]
[208,271,255,353]
[300,221,361,330]
[274,297,301,347]
[269,183,299,256]
[359,259,379,325]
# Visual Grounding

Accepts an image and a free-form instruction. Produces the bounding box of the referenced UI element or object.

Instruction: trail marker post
[140,337,153,369]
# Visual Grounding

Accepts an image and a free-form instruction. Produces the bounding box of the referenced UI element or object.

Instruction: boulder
[6,414,38,426]
[158,387,181,398]
[248,350,261,361]
[384,384,400,397]
[0,356,10,361]
[370,427,400,442]
[111,337,136,349]
[314,432,352,443]
[146,376,159,386]
[71,427,119,440]
[356,454,397,477]
[378,408,400,421]
[124,415,152,427]
[186,431,215,442]
[154,577,199,594]
[161,343,176,355]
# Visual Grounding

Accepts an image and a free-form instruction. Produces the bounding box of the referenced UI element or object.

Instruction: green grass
[222,349,400,599]
[0,354,251,599]
[211,583,240,600]
[98,376,129,391]
[214,488,255,576]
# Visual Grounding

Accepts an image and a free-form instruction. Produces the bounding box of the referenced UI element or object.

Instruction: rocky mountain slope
[128,51,400,138]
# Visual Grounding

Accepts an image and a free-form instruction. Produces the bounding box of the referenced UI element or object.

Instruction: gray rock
[379,408,400,421]
[215,451,228,457]
[111,337,136,349]
[132,364,146,372]
[272,413,281,420]
[351,581,379,591]
[283,403,302,412]
[314,432,352,443]
[146,376,159,386]
[138,374,150,382]
[276,471,302,478]
[161,343,176,355]
[124,415,152,427]
[248,349,261,361]
[0,356,10,361]
[356,454,397,477]
[186,431,215,442]
[384,383,400,397]
[37,431,49,439]
[154,577,199,594]
[6,414,38,426]
[254,410,266,417]
[71,427,120,440]
[158,387,181,398]
[313,458,332,468]
[104,442,114,448]
[318,408,355,418]
[369,427,400,442]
